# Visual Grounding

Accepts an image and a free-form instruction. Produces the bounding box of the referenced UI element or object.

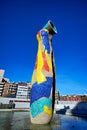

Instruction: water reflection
[0,111,13,130]
[30,124,52,130]
[11,112,30,130]
[0,112,87,130]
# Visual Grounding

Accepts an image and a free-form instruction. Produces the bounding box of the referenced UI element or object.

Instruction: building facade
[59,95,83,101]
[7,83,18,98]
[2,82,9,97]
[16,82,30,99]
[0,83,4,96]
[27,82,31,99]
[0,70,5,83]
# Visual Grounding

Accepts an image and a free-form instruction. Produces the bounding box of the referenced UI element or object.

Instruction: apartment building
[7,83,18,98]
[2,82,9,97]
[0,69,5,83]
[16,82,29,99]
[0,83,4,96]
[60,95,82,101]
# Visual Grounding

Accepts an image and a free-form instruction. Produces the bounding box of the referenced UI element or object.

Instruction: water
[0,111,87,130]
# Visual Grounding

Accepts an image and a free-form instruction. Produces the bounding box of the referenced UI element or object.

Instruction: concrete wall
[0,98,87,110]
[0,97,30,109]
[55,101,87,111]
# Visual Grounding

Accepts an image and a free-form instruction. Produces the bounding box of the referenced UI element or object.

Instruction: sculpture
[30,20,57,124]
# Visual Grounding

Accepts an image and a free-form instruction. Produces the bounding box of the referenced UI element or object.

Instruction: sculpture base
[30,112,52,124]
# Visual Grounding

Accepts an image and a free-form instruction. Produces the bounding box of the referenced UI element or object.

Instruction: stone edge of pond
[0,109,30,112]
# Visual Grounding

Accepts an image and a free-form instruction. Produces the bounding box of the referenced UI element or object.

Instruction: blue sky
[0,0,87,95]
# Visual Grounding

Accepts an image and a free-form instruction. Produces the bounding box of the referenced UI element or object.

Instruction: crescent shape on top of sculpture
[43,20,57,34]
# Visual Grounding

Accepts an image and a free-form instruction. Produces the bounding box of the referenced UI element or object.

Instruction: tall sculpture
[30,20,57,124]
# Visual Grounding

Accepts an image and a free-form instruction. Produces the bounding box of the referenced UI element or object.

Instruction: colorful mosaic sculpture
[30,20,57,124]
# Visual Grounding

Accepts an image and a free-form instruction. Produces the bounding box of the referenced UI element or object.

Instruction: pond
[0,111,87,130]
